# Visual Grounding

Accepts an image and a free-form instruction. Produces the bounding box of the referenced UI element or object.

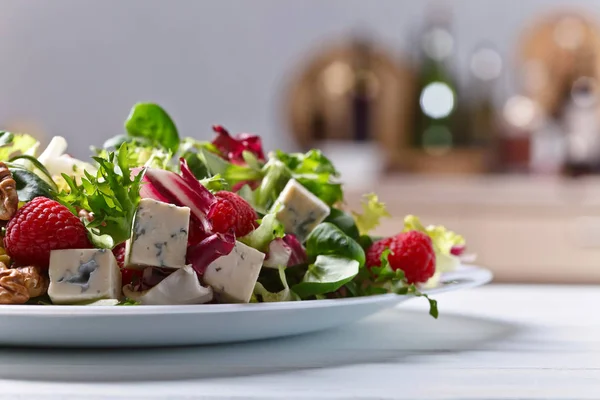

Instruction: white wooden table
[0,285,598,399]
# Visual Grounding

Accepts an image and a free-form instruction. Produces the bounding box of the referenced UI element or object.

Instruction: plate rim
[0,265,491,317]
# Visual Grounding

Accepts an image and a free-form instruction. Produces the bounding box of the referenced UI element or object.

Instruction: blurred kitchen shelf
[344,174,600,284]
[385,149,489,175]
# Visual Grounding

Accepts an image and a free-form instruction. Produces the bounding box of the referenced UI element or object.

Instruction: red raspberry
[365,236,393,268]
[113,243,126,268]
[112,242,143,285]
[4,197,92,269]
[366,231,436,284]
[208,191,258,237]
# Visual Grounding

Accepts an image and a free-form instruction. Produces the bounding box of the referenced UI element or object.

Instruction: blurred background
[4,0,600,284]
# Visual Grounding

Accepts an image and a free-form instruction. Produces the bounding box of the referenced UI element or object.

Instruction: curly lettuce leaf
[403,215,465,281]
[96,142,173,170]
[352,193,391,235]
[403,215,464,265]
[55,144,144,248]
[199,174,229,192]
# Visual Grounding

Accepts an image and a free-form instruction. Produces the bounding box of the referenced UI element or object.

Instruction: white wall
[0,0,598,157]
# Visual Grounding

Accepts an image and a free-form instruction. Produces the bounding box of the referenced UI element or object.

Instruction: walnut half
[0,264,49,304]
[15,266,49,298]
[0,162,18,221]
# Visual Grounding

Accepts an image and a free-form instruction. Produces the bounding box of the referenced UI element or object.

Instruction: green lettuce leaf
[0,132,39,161]
[199,174,229,192]
[272,149,342,206]
[351,249,439,318]
[352,193,391,235]
[253,266,298,302]
[117,298,141,306]
[403,215,464,273]
[199,146,262,184]
[239,211,284,252]
[97,143,173,170]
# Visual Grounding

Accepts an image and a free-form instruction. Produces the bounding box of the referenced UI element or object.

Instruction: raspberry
[4,197,92,269]
[208,191,258,237]
[366,231,436,284]
[365,236,393,268]
[111,242,143,285]
[113,243,126,268]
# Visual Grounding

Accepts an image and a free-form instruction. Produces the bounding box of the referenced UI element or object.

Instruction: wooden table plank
[0,285,598,399]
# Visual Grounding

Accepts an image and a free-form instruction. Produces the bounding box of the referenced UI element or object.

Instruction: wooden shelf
[344,174,600,284]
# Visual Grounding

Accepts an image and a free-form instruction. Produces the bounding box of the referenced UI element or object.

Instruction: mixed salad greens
[0,103,467,317]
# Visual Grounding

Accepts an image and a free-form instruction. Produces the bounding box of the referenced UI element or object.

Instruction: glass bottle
[411,8,460,154]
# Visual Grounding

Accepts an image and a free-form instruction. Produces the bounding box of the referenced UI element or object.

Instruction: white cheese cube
[48,249,122,305]
[203,241,265,303]
[274,179,330,241]
[122,265,213,305]
[126,198,190,269]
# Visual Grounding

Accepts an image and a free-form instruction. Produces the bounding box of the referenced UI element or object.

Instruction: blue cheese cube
[123,266,213,305]
[203,241,265,303]
[48,249,122,304]
[273,179,330,241]
[126,198,190,269]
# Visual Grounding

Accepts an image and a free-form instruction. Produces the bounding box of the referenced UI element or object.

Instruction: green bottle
[411,11,461,153]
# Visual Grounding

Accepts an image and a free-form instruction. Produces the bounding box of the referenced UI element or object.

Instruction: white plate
[0,265,491,348]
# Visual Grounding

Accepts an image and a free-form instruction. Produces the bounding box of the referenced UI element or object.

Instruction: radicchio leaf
[211,125,265,164]
[283,234,307,266]
[186,231,236,275]
[450,244,466,256]
[139,159,216,235]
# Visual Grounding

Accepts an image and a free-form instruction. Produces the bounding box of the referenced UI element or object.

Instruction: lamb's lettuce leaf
[125,103,179,153]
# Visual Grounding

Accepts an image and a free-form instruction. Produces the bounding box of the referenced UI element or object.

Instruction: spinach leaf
[292,255,359,298]
[305,222,365,267]
[324,208,360,240]
[125,103,179,153]
[9,167,54,201]
[357,234,374,251]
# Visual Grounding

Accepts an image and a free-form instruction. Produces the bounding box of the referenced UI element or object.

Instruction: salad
[0,103,466,317]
